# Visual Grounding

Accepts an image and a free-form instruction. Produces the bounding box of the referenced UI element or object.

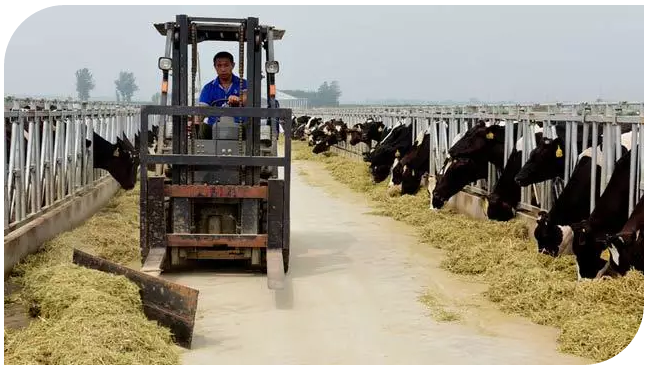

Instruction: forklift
[138,14,292,287]
[72,15,291,349]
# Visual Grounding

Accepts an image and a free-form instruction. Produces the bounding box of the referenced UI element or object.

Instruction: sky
[3,5,644,104]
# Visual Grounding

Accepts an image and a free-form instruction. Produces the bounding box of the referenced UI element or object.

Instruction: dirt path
[162,159,590,365]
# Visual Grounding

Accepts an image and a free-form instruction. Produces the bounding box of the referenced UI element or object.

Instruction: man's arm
[196,85,211,124]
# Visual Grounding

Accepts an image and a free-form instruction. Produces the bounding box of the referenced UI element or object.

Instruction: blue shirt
[199,74,248,125]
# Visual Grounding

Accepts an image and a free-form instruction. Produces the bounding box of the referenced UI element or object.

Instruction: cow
[428,120,509,210]
[290,115,310,139]
[537,149,634,280]
[530,132,634,257]
[448,120,508,169]
[366,122,413,184]
[431,155,489,209]
[387,128,431,196]
[84,131,139,190]
[486,127,545,221]
[362,124,394,163]
[604,197,644,276]
[513,122,622,187]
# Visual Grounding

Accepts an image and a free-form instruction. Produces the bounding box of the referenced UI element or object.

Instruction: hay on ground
[293,140,644,363]
[4,185,180,365]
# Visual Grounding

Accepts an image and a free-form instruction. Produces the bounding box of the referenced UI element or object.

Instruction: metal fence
[4,97,142,233]
[295,102,644,216]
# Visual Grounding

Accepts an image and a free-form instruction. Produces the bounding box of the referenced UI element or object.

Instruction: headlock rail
[295,101,644,217]
[3,97,143,234]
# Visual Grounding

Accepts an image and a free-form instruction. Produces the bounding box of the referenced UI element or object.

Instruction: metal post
[590,122,598,212]
[629,123,638,217]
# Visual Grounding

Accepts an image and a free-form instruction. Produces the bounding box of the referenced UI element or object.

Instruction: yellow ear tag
[113,148,120,157]
[555,146,563,158]
[395,150,401,158]
[600,249,610,261]
[486,132,494,140]
[411,169,415,176]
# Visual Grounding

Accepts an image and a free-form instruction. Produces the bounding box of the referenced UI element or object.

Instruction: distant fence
[294,102,644,216]
[3,97,142,233]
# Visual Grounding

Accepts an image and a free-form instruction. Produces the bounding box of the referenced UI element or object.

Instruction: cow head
[371,163,393,184]
[401,164,424,195]
[348,124,364,146]
[515,137,565,187]
[432,157,486,209]
[362,120,385,143]
[87,134,138,190]
[604,229,642,276]
[571,221,609,280]
[533,211,571,257]
[388,154,404,187]
[486,193,517,222]
[448,120,502,158]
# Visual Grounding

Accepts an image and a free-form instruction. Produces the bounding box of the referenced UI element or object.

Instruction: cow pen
[3,97,645,365]
[295,102,644,222]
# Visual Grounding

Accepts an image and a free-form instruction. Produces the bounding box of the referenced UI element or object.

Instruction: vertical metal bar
[564,121,571,182]
[7,122,17,222]
[629,123,638,217]
[571,121,578,175]
[17,118,26,221]
[25,120,34,214]
[615,124,622,162]
[33,117,41,213]
[590,123,598,213]
[638,125,644,199]
[53,119,63,200]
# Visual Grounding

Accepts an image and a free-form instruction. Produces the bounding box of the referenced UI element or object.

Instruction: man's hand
[227,95,241,107]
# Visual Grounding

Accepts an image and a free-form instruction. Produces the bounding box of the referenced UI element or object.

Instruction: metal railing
[4,97,142,233]
[295,102,643,216]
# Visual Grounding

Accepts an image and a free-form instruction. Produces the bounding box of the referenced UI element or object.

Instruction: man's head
[213,51,235,80]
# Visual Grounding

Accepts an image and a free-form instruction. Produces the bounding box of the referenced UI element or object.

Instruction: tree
[75,68,95,101]
[114,71,139,102]
[151,92,161,104]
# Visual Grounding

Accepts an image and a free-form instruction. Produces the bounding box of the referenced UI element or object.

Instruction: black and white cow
[570,148,635,280]
[431,155,489,209]
[532,132,634,257]
[514,123,614,187]
[604,197,644,276]
[4,117,138,190]
[534,148,634,280]
[85,132,139,190]
[366,122,413,184]
[387,128,431,195]
[448,120,508,169]
[486,125,545,221]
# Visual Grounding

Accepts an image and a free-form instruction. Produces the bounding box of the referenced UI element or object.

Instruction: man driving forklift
[196,51,248,139]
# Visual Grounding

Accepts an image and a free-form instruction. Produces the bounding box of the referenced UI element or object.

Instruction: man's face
[215,58,234,80]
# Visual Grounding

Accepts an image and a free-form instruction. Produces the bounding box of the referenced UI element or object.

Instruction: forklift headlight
[158,57,172,71]
[265,61,279,74]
